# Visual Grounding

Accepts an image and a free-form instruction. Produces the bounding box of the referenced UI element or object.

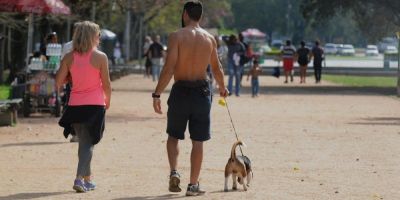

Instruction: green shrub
[0,85,10,100]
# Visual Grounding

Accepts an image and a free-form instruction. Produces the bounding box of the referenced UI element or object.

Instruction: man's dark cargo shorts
[166,80,212,142]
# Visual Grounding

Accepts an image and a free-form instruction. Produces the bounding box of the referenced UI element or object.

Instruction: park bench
[0,99,23,126]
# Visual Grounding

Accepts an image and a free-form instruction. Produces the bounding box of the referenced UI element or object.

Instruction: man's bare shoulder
[170,29,185,37]
[198,28,214,38]
[176,27,211,36]
[197,28,216,44]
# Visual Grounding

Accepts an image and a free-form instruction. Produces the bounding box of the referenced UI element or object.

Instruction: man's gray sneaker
[186,183,206,196]
[169,170,182,192]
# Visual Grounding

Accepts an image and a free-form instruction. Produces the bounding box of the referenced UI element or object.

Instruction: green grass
[266,49,281,56]
[323,75,397,87]
[0,85,10,100]
[218,28,238,36]
[325,55,380,61]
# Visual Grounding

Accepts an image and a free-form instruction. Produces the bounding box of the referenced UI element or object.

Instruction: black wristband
[152,93,160,98]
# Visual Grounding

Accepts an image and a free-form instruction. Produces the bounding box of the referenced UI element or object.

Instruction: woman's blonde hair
[72,21,100,54]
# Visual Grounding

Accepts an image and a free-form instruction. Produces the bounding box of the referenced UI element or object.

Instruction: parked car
[384,45,398,54]
[324,43,338,55]
[365,45,379,56]
[336,44,344,55]
[271,40,283,50]
[304,42,314,50]
[258,44,272,54]
[378,37,398,53]
[339,44,355,56]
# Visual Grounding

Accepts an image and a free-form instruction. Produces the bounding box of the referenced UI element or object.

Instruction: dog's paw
[224,188,228,192]
[232,186,237,190]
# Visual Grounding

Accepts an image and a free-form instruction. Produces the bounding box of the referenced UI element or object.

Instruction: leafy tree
[300,0,400,42]
[230,0,288,39]
[147,0,232,35]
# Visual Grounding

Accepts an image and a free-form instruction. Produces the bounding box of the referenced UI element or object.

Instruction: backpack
[239,42,250,65]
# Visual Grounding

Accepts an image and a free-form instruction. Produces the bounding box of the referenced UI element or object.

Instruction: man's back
[173,27,214,81]
[282,45,296,59]
[312,46,324,65]
[149,42,164,58]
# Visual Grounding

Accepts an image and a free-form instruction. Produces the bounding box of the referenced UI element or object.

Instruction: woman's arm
[55,53,71,89]
[100,53,111,109]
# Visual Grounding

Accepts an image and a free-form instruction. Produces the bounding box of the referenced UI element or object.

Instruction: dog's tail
[230,140,245,161]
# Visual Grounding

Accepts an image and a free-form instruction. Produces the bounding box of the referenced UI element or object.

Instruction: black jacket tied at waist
[59,105,105,145]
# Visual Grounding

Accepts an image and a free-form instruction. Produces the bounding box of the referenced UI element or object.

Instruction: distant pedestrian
[247,59,262,97]
[222,34,245,96]
[281,40,296,83]
[40,32,58,60]
[238,33,252,83]
[143,36,153,78]
[310,40,324,83]
[113,42,122,65]
[148,35,165,81]
[296,41,310,83]
[214,35,224,60]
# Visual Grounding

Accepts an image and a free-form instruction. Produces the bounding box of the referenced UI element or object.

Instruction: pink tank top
[68,50,105,106]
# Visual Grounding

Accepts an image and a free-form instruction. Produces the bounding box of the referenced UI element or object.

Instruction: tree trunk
[0,25,4,84]
[138,14,144,61]
[397,32,400,97]
[7,27,11,65]
[91,2,96,22]
[123,0,132,62]
[26,13,34,66]
[66,17,72,42]
[397,40,400,97]
[130,15,139,60]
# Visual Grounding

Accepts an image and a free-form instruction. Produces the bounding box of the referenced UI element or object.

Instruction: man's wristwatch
[152,93,161,98]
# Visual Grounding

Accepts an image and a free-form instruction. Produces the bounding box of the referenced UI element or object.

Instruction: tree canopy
[300,0,400,42]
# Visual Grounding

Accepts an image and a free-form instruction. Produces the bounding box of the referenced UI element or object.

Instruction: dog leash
[222,97,244,157]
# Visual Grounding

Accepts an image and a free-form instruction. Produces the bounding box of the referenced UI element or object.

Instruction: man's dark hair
[238,33,244,42]
[183,1,203,21]
[229,34,237,44]
[253,59,259,65]
[286,40,291,46]
[315,40,320,46]
[46,32,57,41]
[300,41,305,47]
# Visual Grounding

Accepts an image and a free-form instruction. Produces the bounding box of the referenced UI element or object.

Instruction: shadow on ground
[113,85,396,96]
[113,194,186,200]
[19,116,59,125]
[349,117,400,126]
[0,141,66,148]
[260,85,396,96]
[106,113,160,123]
[0,191,71,200]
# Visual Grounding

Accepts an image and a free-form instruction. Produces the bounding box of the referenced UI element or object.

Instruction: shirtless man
[152,1,228,196]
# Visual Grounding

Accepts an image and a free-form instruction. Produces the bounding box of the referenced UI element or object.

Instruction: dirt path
[0,74,399,200]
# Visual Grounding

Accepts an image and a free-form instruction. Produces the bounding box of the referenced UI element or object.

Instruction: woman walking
[56,21,111,193]
[296,41,310,83]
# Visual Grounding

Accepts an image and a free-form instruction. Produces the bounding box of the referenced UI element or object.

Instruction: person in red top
[281,40,296,83]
